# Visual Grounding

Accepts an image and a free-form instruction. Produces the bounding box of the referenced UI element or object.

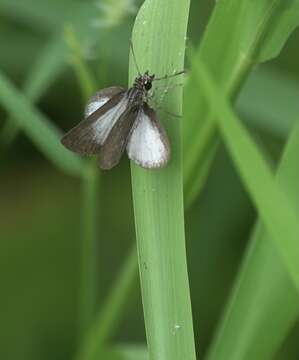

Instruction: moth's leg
[154,105,182,119]
[151,68,186,104]
[153,70,186,81]
[153,83,184,90]
[146,84,183,118]
[152,82,184,110]
[146,91,159,109]
[148,93,182,118]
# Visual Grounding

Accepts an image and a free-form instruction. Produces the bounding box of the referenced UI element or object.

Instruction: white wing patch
[127,108,170,168]
[61,87,127,155]
[85,97,110,117]
[91,95,129,145]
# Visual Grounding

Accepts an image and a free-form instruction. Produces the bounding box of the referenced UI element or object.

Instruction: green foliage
[95,345,148,360]
[180,1,299,357]
[183,0,299,206]
[129,1,196,359]
[196,52,299,284]
[0,0,299,359]
[237,67,299,137]
[1,36,66,145]
[65,25,98,101]
[192,56,299,291]
[257,1,299,62]
[77,246,138,360]
[0,70,85,176]
[94,0,138,29]
[207,122,299,359]
[64,25,102,343]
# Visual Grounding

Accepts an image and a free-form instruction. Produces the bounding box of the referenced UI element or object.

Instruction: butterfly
[61,45,184,170]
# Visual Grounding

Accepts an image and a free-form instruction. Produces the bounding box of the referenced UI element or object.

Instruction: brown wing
[61,87,126,155]
[84,86,125,117]
[97,107,139,170]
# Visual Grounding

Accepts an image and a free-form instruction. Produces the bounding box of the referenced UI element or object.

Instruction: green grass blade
[64,26,101,340]
[0,0,70,31]
[79,164,100,337]
[257,1,299,62]
[65,25,98,101]
[77,246,138,360]
[91,344,148,360]
[0,70,85,176]
[183,0,299,207]
[18,36,66,99]
[111,344,148,360]
[184,135,219,207]
[129,1,196,360]
[193,57,299,292]
[207,121,299,360]
[1,35,66,146]
[237,67,299,137]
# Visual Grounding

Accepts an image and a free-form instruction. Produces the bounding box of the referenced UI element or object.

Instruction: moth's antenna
[154,70,186,81]
[130,39,142,76]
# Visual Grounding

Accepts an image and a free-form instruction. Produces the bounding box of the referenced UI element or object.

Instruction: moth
[61,45,184,170]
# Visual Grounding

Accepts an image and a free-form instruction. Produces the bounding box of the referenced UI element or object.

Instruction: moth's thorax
[128,71,155,107]
[133,71,155,91]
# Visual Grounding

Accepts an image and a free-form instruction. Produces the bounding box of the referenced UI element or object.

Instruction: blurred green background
[0,0,298,359]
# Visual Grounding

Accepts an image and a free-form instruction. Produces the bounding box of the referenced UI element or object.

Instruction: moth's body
[61,71,173,170]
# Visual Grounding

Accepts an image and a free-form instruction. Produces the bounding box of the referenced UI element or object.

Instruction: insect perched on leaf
[61,43,185,170]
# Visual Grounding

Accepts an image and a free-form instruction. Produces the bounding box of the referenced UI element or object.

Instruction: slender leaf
[79,163,100,337]
[183,0,299,207]
[65,25,98,101]
[0,70,85,176]
[129,1,196,360]
[77,246,138,360]
[96,344,148,360]
[112,344,148,360]
[257,1,299,62]
[0,0,71,31]
[1,35,66,146]
[64,27,102,340]
[207,122,299,360]
[237,66,299,137]
[193,57,299,292]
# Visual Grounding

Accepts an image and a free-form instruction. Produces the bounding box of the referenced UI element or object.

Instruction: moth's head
[142,71,155,91]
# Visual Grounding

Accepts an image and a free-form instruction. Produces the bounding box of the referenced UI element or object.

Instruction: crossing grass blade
[129,1,197,359]
[64,26,101,339]
[237,67,299,137]
[0,70,85,177]
[207,121,299,360]
[111,345,148,360]
[193,56,299,292]
[79,164,100,337]
[64,25,98,102]
[0,0,69,31]
[183,0,299,207]
[1,35,66,146]
[0,2,105,147]
[180,1,299,357]
[89,344,148,360]
[76,246,138,360]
